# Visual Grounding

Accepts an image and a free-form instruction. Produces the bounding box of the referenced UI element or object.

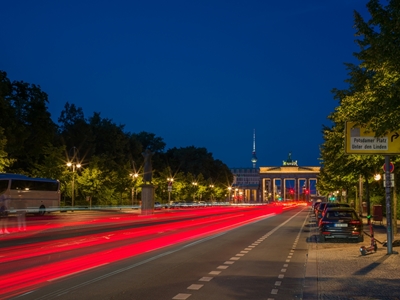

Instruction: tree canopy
[318,0,400,213]
[0,71,233,205]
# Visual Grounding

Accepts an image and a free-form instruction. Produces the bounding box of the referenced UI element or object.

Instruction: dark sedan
[320,202,350,221]
[319,207,364,242]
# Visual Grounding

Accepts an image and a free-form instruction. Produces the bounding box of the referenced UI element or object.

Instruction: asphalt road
[3,206,311,300]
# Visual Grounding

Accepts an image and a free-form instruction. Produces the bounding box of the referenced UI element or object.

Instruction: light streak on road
[0,204,298,298]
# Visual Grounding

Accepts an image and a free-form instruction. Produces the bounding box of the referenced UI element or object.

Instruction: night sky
[1,0,370,168]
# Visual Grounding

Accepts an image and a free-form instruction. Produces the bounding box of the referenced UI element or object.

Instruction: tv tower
[251,129,258,168]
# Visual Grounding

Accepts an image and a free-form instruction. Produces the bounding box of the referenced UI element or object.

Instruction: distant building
[230,167,260,202]
[230,150,320,203]
[260,153,320,201]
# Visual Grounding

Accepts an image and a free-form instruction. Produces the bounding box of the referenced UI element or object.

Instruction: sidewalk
[303,213,400,299]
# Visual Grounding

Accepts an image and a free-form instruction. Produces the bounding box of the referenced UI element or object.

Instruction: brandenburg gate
[260,153,320,201]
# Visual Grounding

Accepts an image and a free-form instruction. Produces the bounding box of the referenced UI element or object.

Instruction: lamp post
[235,188,238,203]
[167,177,174,204]
[228,187,232,202]
[209,184,214,201]
[130,172,139,207]
[67,147,81,210]
[192,182,198,201]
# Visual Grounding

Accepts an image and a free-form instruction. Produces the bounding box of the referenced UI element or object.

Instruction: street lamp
[167,177,174,203]
[228,186,232,202]
[374,173,381,181]
[66,147,81,210]
[209,184,214,201]
[130,172,139,207]
[192,182,198,201]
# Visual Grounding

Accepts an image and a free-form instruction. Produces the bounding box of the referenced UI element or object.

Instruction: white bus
[0,173,61,215]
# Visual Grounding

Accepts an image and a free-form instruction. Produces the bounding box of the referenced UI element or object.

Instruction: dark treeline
[0,71,233,205]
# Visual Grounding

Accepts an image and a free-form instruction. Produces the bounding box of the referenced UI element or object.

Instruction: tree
[319,0,399,216]
[58,102,93,157]
[0,127,15,172]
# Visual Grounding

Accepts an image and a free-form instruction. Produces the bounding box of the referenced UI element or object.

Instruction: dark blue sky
[2,0,370,168]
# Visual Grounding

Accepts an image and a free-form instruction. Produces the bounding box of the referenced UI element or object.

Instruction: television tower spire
[251,129,258,168]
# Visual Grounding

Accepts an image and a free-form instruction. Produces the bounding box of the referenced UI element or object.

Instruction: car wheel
[319,234,325,243]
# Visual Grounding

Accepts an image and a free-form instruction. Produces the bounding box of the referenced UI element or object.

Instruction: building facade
[230,153,321,203]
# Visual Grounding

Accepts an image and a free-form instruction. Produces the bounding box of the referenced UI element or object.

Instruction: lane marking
[187,284,203,290]
[209,271,221,275]
[172,293,191,300]
[217,265,229,269]
[199,277,213,282]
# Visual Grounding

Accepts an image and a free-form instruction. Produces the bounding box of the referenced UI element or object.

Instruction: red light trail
[0,205,296,298]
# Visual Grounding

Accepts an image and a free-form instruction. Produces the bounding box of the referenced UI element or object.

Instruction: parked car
[154,202,162,210]
[320,202,350,220]
[313,201,322,216]
[319,207,364,242]
[315,202,328,222]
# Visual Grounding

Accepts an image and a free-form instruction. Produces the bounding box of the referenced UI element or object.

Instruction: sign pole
[384,155,393,254]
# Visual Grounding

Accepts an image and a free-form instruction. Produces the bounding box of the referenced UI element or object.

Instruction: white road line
[209,271,221,275]
[217,265,229,269]
[187,284,203,290]
[224,261,235,264]
[199,277,213,282]
[172,293,191,299]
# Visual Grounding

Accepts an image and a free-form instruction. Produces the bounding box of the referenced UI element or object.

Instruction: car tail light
[320,220,332,226]
[349,220,361,225]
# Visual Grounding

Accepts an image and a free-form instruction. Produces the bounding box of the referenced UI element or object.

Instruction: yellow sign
[345,122,400,154]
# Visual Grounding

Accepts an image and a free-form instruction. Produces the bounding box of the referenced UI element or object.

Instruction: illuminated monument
[260,152,320,202]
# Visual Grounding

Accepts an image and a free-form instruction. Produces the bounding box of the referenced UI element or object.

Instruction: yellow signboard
[345,122,400,154]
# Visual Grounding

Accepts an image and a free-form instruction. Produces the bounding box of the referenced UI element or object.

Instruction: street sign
[168,186,172,192]
[383,173,395,187]
[383,162,395,173]
[345,122,400,154]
